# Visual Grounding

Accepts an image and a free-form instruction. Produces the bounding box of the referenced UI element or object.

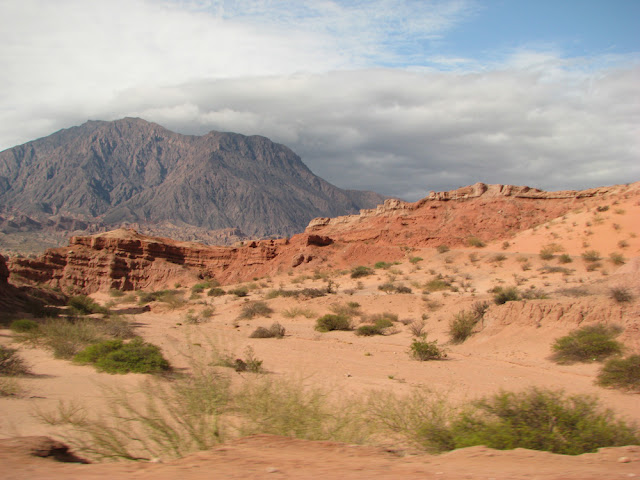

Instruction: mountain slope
[0,118,386,240]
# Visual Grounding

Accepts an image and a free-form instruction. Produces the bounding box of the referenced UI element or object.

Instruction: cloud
[0,1,638,201]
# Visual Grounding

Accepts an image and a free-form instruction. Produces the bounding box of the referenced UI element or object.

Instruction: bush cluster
[410,337,445,361]
[315,314,352,332]
[74,338,170,374]
[249,322,286,339]
[597,354,640,392]
[551,324,623,364]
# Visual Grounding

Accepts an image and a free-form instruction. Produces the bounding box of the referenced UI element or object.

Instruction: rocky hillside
[0,118,385,247]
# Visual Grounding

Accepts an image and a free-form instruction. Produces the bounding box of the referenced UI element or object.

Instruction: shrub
[425,277,451,292]
[351,266,373,278]
[467,236,486,248]
[409,256,423,264]
[448,311,478,344]
[539,243,562,260]
[374,261,392,269]
[609,252,626,265]
[74,338,170,374]
[410,337,445,361]
[408,320,426,337]
[558,254,573,264]
[315,314,352,332]
[610,287,634,303]
[597,355,640,392]
[551,324,623,364]
[493,286,520,305]
[249,322,286,339]
[436,245,450,254]
[490,254,506,263]
[282,307,316,319]
[10,318,39,333]
[0,345,30,375]
[238,301,273,320]
[108,289,125,298]
[582,250,601,262]
[207,287,226,297]
[378,282,396,294]
[68,295,109,316]
[356,316,394,336]
[137,290,186,308]
[449,388,639,455]
[395,285,413,294]
[471,301,490,320]
[329,302,361,317]
[226,287,246,297]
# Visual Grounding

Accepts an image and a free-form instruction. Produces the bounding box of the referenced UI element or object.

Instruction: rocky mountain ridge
[0,118,385,251]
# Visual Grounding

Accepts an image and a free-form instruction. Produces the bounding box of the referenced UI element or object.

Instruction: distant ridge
[0,118,386,248]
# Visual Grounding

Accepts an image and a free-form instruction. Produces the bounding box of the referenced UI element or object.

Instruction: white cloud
[0,0,638,201]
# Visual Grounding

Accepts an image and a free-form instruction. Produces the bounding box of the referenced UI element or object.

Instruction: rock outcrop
[306,182,640,247]
[9,228,336,293]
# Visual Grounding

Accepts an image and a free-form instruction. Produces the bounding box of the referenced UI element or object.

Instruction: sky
[1,0,638,200]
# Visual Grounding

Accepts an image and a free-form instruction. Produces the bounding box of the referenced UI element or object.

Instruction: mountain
[0,118,386,246]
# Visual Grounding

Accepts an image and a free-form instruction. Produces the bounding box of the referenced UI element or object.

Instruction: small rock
[266,467,279,473]
[619,456,631,463]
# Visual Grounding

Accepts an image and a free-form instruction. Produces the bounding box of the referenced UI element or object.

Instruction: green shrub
[74,338,170,374]
[551,324,623,364]
[597,355,640,392]
[329,302,361,317]
[0,345,30,375]
[610,287,634,303]
[356,325,382,336]
[493,286,520,305]
[436,245,450,254]
[315,314,352,332]
[395,285,412,294]
[108,289,125,298]
[448,311,478,344]
[207,287,226,297]
[409,256,423,264]
[449,388,639,455]
[137,290,186,308]
[374,261,392,269]
[356,317,394,336]
[378,282,396,294]
[68,295,109,316]
[238,301,273,320]
[351,266,373,278]
[410,337,445,361]
[10,318,39,333]
[249,322,286,339]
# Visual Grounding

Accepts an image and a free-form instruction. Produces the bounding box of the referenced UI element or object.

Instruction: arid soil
[1,182,639,479]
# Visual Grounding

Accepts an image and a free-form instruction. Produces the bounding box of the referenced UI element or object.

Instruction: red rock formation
[9,182,639,294]
[306,182,640,247]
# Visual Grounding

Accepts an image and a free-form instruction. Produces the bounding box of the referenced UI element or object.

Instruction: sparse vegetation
[539,243,563,260]
[551,324,623,364]
[558,253,573,264]
[0,345,30,376]
[282,307,316,319]
[609,252,626,265]
[207,287,226,297]
[582,250,601,262]
[68,295,109,316]
[610,287,634,303]
[238,301,273,320]
[351,266,374,278]
[409,256,423,264]
[436,244,450,254]
[424,276,452,292]
[374,261,393,269]
[229,286,249,297]
[493,286,520,305]
[467,236,486,248]
[137,289,186,308]
[449,310,479,344]
[10,318,39,333]
[597,355,640,392]
[18,317,135,359]
[250,322,286,339]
